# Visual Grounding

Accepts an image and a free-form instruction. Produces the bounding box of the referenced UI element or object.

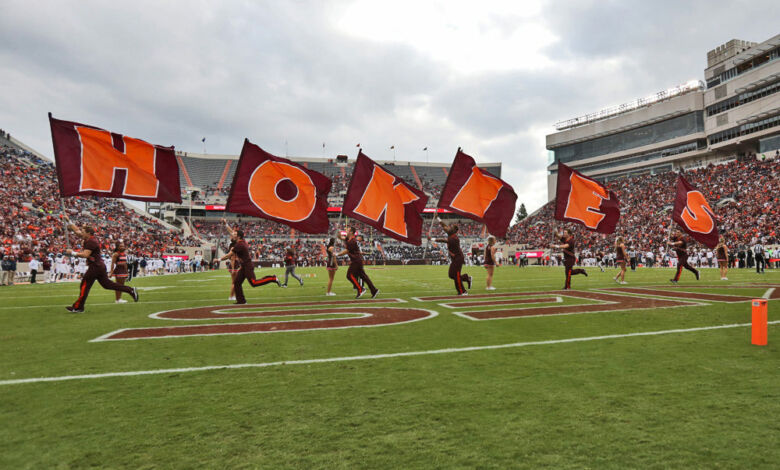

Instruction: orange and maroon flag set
[49,114,182,203]
[226,139,332,234]
[672,174,719,248]
[554,162,620,233]
[342,151,429,245]
[437,149,517,238]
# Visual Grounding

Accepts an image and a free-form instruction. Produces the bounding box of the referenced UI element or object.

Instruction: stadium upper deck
[546,33,780,200]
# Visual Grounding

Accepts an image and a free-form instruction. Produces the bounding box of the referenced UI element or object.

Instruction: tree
[514,203,528,224]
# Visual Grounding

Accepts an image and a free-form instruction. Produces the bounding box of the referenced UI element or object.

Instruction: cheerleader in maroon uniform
[325,237,338,296]
[613,236,628,284]
[667,231,700,283]
[109,241,132,303]
[715,236,729,280]
[484,236,497,290]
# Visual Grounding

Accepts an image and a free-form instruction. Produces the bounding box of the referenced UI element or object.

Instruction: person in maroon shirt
[338,227,378,299]
[220,228,279,304]
[431,218,472,295]
[667,231,700,283]
[65,221,138,313]
[613,236,628,284]
[552,228,587,290]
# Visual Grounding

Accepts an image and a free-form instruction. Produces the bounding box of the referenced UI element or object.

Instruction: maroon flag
[226,139,332,234]
[437,149,517,238]
[342,151,429,245]
[554,163,620,234]
[672,174,719,248]
[49,114,181,202]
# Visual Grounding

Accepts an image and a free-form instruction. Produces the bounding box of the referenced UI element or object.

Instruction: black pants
[30,269,37,283]
[564,263,586,289]
[755,254,765,273]
[72,263,134,310]
[674,256,699,281]
[234,263,277,304]
[347,262,376,295]
[448,257,471,294]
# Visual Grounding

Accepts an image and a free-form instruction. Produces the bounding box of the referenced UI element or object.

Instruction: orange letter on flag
[354,166,420,238]
[76,126,159,197]
[563,172,610,229]
[247,160,316,222]
[449,166,503,218]
[680,191,715,234]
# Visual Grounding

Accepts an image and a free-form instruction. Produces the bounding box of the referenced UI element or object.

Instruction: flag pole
[422,210,438,262]
[59,198,72,251]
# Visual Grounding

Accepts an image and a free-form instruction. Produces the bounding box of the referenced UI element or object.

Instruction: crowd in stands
[1,145,199,262]
[508,156,779,259]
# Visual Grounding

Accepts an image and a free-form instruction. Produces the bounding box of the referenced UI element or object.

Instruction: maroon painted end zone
[602,287,753,303]
[446,297,560,308]
[462,291,695,320]
[157,298,401,320]
[101,307,432,340]
[419,292,552,301]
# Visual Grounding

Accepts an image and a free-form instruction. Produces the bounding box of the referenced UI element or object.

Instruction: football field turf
[1,265,778,468]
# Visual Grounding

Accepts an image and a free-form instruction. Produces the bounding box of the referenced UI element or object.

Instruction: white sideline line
[2,321,778,387]
[764,288,775,299]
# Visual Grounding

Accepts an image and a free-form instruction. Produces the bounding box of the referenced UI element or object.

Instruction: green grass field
[1,265,778,469]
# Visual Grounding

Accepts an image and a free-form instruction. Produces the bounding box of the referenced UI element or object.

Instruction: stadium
[1,16,779,470]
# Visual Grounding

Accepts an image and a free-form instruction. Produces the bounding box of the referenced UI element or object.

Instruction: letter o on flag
[248,161,316,222]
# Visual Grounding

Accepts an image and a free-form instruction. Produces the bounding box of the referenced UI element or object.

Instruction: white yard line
[2,320,777,386]
[764,288,775,299]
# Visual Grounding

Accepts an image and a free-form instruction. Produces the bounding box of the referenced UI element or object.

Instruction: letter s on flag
[680,191,715,234]
[248,160,316,222]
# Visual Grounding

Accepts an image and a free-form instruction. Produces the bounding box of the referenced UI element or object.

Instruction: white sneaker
[326,292,336,296]
[486,286,496,290]
[116,299,128,304]
[228,296,236,301]
[620,281,627,285]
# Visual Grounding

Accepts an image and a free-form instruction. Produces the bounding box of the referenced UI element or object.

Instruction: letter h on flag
[226,139,332,233]
[342,151,429,245]
[49,114,182,202]
[437,149,517,238]
[554,162,620,233]
[672,174,719,248]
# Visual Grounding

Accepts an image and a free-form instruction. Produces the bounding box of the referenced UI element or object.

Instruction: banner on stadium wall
[516,250,544,258]
[205,205,226,211]
[554,162,620,234]
[672,174,719,248]
[225,140,332,234]
[437,149,517,238]
[342,151,429,245]
[48,114,182,202]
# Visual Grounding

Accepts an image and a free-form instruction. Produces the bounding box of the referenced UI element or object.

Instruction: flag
[226,139,332,234]
[48,113,181,202]
[390,145,395,149]
[672,174,719,248]
[342,151,429,245]
[554,162,620,234]
[437,149,517,238]
[202,137,206,143]
[423,147,427,151]
[356,143,361,147]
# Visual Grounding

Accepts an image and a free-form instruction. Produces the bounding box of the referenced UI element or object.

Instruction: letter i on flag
[554,162,620,233]
[342,151,429,245]
[672,174,719,248]
[226,139,332,233]
[437,149,517,238]
[48,114,182,202]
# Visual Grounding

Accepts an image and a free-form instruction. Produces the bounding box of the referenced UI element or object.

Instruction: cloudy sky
[1,0,777,213]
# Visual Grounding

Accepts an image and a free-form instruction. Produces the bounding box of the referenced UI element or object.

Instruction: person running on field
[613,236,628,284]
[430,218,472,295]
[552,227,587,290]
[220,228,279,304]
[109,241,132,303]
[716,236,729,280]
[281,246,304,287]
[338,227,378,299]
[64,220,138,313]
[484,235,497,290]
[325,237,338,296]
[667,231,700,283]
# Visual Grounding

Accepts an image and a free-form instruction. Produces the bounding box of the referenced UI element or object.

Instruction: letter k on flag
[554,163,620,233]
[342,151,429,245]
[437,149,517,238]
